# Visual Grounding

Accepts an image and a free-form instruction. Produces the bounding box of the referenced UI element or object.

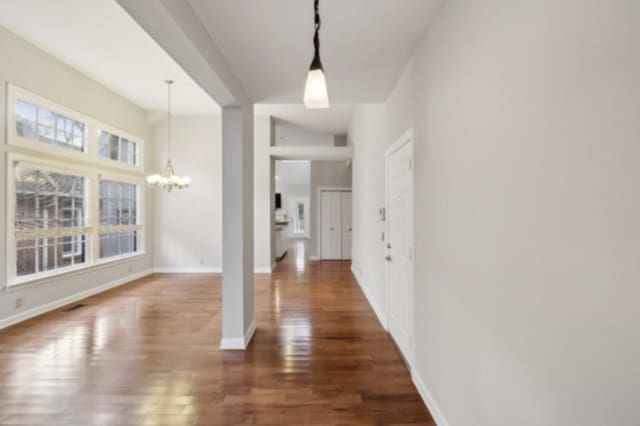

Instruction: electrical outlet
[200,258,205,266]
[15,297,23,309]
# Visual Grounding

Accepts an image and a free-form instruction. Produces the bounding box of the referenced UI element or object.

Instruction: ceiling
[188,0,443,104]
[0,0,219,115]
[0,0,442,132]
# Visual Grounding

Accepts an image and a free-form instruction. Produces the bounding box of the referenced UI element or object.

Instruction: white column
[220,105,255,350]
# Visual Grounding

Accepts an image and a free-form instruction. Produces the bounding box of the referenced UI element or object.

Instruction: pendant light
[146,80,191,191]
[303,0,330,109]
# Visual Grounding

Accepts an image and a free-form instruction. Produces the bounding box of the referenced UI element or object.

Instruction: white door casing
[385,129,414,365]
[341,191,352,260]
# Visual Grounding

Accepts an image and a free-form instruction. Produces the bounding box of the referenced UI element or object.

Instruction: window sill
[6,252,147,293]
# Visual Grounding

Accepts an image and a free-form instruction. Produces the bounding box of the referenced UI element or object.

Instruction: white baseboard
[220,320,256,350]
[309,256,320,261]
[411,369,450,426]
[350,265,387,330]
[254,266,273,274]
[153,267,222,274]
[0,269,153,330]
[153,267,273,275]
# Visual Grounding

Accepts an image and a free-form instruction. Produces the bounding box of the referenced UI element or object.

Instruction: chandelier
[146,80,191,191]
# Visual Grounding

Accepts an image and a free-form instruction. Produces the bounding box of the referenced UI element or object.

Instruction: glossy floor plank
[0,241,433,425]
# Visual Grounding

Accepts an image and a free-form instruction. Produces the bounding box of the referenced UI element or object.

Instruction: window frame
[96,171,145,265]
[5,85,147,289]
[61,206,85,258]
[7,154,94,286]
[8,86,90,161]
[96,125,145,171]
[7,84,145,172]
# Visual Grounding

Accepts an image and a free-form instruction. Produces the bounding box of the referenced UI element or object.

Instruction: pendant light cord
[311,0,322,70]
[314,0,320,54]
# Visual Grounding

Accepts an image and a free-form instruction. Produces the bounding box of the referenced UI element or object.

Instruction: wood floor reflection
[0,240,433,425]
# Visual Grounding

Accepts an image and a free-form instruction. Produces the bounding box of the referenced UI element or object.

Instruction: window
[16,100,86,152]
[14,165,89,277]
[99,179,141,259]
[7,84,146,287]
[62,207,84,257]
[289,196,309,236]
[99,131,138,166]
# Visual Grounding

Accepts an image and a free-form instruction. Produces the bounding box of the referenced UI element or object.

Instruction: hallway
[0,241,432,425]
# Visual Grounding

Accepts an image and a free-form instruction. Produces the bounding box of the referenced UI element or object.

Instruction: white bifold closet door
[341,192,352,260]
[320,190,352,260]
[320,191,342,260]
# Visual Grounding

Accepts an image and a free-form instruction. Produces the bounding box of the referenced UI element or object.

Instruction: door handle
[385,255,392,262]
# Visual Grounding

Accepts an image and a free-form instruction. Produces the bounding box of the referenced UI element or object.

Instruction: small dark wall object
[63,304,86,312]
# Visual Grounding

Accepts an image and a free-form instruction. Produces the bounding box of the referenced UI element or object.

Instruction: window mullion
[71,195,76,266]
[35,193,40,273]
[53,184,59,270]
[91,172,100,265]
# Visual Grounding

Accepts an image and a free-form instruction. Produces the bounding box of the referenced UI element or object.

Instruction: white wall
[0,25,152,326]
[349,1,640,425]
[309,161,352,259]
[348,104,388,317]
[151,116,221,272]
[153,114,274,273]
[274,123,335,147]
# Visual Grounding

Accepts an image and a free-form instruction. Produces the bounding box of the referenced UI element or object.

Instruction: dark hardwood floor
[0,240,433,425]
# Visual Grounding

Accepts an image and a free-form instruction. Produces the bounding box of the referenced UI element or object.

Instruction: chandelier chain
[167,80,172,162]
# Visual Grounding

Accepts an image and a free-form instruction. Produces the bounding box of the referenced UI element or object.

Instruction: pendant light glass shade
[304,68,329,109]
[304,0,329,109]
[146,80,191,192]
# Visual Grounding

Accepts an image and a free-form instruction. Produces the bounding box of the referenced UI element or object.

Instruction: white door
[341,191,352,260]
[320,191,342,259]
[386,130,414,364]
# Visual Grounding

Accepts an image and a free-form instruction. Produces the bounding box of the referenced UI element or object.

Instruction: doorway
[385,129,415,365]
